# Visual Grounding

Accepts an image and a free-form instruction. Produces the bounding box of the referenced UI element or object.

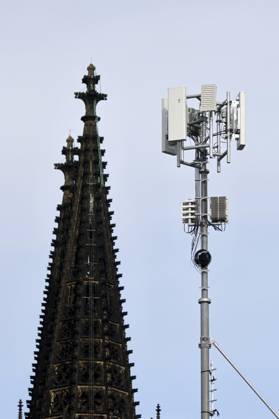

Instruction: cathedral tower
[26,65,139,419]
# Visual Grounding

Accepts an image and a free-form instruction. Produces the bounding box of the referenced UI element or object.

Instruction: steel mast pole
[162,84,246,419]
[198,145,211,419]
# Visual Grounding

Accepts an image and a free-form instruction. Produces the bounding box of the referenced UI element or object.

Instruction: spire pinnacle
[156,403,161,419]
[66,130,74,149]
[74,65,107,137]
[18,399,23,419]
[65,131,74,163]
[87,63,95,76]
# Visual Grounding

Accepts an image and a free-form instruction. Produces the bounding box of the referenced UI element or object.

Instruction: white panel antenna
[161,98,177,156]
[230,100,238,137]
[162,85,246,171]
[167,87,187,142]
[237,92,245,150]
[200,85,217,112]
[210,196,228,223]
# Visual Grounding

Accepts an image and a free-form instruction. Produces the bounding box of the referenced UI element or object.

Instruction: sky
[1,1,279,418]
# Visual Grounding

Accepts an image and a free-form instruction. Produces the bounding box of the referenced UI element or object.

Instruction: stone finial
[65,131,74,164]
[66,131,74,149]
[87,63,95,77]
[18,399,23,419]
[156,403,161,419]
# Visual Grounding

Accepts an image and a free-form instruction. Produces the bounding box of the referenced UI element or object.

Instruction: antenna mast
[162,85,245,419]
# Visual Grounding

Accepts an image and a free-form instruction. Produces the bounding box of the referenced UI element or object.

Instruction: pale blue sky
[1,1,279,418]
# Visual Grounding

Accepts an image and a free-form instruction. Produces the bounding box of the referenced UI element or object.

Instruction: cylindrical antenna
[226,91,231,163]
[209,112,214,158]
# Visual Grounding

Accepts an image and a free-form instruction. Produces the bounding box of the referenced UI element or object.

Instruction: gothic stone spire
[18,399,23,419]
[156,404,161,419]
[26,65,139,419]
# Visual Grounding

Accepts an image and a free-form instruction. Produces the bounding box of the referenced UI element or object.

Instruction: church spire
[18,399,23,419]
[26,65,140,419]
[156,403,161,419]
[65,131,74,162]
[74,63,107,137]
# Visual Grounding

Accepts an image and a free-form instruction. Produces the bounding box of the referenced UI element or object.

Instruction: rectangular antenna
[167,87,187,142]
[210,196,228,223]
[200,85,217,112]
[237,92,245,150]
[161,98,177,156]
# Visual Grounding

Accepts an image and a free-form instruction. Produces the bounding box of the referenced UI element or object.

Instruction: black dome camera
[194,249,212,268]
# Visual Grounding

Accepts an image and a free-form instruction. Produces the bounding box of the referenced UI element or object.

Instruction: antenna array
[161,84,245,419]
[162,85,245,172]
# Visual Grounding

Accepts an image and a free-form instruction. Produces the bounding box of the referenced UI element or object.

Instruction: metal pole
[198,147,211,419]
[163,85,246,419]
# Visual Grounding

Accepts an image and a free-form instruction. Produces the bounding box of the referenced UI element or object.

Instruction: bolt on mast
[162,84,245,419]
